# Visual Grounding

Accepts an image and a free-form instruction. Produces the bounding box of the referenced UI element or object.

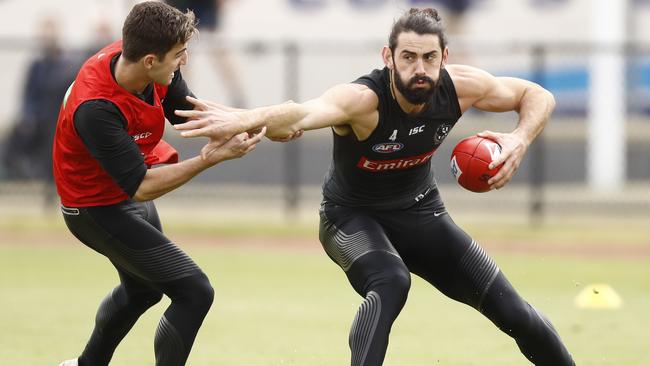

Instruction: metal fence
[0,38,648,223]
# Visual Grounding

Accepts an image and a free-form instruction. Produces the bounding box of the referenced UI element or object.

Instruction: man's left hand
[477,130,529,190]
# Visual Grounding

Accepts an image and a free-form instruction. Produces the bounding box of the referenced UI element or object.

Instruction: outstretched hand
[174,96,246,145]
[476,130,529,190]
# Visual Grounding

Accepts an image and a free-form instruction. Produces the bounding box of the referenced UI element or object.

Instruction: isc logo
[409,125,425,136]
[133,132,153,141]
[372,142,404,153]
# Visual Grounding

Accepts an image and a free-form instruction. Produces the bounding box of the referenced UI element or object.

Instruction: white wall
[0,0,648,128]
[2,0,648,49]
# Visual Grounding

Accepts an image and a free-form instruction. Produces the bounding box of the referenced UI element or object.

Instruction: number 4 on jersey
[389,129,398,141]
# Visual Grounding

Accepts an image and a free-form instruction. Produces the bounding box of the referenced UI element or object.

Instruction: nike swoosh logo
[433,211,446,217]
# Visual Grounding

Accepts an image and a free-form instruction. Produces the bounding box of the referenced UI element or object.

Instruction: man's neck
[114,55,149,95]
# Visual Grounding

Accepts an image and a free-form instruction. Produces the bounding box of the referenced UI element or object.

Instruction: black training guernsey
[322,67,462,210]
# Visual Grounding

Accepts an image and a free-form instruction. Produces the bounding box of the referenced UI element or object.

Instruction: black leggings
[62,200,214,366]
[319,192,574,366]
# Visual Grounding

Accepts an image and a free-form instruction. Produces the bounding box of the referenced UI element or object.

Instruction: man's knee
[169,273,215,313]
[380,268,411,298]
[352,252,411,303]
[192,273,215,311]
[366,266,411,313]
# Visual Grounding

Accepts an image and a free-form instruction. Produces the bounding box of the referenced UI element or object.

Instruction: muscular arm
[240,83,377,138]
[447,64,556,189]
[174,83,379,144]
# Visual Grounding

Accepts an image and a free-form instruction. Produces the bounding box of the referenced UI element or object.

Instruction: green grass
[1,236,649,366]
[2,210,648,245]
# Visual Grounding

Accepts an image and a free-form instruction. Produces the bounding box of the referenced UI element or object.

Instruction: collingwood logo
[434,123,452,144]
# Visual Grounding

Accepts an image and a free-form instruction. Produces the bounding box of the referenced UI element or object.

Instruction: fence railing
[0,38,649,222]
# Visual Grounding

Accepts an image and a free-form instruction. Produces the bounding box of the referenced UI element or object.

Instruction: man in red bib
[54,2,265,365]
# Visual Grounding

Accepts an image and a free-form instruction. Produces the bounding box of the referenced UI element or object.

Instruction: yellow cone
[574,283,623,309]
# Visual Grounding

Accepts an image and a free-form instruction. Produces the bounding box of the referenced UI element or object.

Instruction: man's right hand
[203,127,266,163]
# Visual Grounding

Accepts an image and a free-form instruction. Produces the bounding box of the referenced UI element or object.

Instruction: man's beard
[393,69,437,105]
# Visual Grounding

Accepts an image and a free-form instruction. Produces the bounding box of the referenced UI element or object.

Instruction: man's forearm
[238,101,307,137]
[513,87,555,146]
[133,156,212,201]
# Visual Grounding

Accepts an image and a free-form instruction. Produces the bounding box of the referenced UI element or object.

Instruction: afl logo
[372,142,404,153]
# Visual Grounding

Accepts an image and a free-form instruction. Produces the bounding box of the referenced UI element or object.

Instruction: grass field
[1,213,649,365]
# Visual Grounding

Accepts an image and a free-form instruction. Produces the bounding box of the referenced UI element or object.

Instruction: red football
[450,136,503,193]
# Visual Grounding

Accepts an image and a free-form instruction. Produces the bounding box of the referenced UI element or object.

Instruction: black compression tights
[480,271,574,365]
[345,252,411,366]
[63,200,214,366]
[319,195,574,366]
[344,251,574,366]
[77,272,214,366]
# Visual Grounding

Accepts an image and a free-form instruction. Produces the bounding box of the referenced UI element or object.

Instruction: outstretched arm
[173,83,379,156]
[448,64,556,190]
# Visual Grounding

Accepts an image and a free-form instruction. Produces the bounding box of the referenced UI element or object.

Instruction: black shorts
[61,199,201,284]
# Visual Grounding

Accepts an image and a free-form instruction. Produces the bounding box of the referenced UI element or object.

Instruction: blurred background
[0,0,648,226]
[1,1,649,365]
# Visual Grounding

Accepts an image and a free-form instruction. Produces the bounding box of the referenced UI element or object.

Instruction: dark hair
[388,8,447,53]
[122,1,197,62]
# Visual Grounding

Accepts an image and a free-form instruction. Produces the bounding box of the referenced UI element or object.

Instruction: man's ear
[382,46,393,69]
[441,47,449,68]
[142,54,157,69]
